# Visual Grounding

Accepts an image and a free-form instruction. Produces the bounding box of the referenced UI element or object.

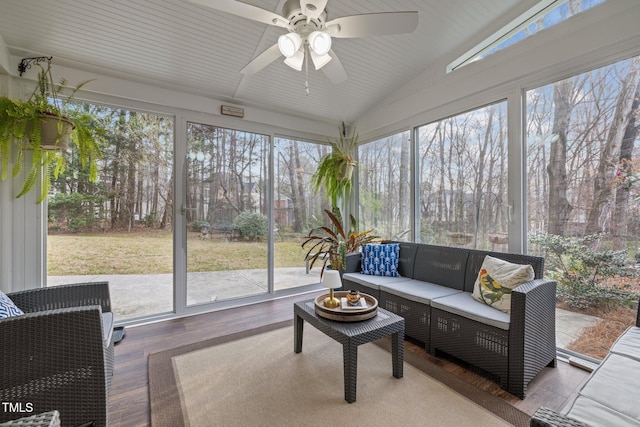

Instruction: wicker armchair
[0,282,114,427]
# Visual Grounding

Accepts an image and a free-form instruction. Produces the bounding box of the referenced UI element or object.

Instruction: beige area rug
[149,321,529,427]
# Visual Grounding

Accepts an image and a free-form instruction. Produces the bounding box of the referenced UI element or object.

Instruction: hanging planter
[0,58,104,202]
[310,127,358,208]
[338,160,356,182]
[37,112,75,151]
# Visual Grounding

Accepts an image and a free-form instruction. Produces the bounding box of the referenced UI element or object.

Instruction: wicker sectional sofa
[531,303,640,427]
[342,242,557,398]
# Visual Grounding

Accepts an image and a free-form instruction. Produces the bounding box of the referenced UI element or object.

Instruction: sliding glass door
[185,122,270,305]
[47,105,175,322]
[273,137,327,290]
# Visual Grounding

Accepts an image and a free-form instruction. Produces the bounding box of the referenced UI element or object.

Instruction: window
[526,54,640,359]
[416,102,508,249]
[447,0,605,72]
[358,131,411,240]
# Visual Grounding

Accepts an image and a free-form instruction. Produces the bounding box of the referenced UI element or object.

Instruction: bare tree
[586,61,640,236]
[547,79,576,235]
[611,81,640,247]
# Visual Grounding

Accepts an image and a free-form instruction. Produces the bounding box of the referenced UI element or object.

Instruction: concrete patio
[48,266,322,320]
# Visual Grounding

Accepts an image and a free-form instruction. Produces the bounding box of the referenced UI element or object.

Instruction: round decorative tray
[314,291,378,322]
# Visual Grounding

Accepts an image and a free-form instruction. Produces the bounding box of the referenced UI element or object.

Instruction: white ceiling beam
[447,0,563,73]
[0,34,12,75]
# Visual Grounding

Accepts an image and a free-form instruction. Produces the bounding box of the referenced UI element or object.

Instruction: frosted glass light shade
[308,31,331,56]
[284,50,304,71]
[310,51,332,70]
[278,32,302,57]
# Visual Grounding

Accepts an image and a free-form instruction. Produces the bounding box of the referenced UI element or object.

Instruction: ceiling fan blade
[326,11,418,38]
[321,49,347,84]
[187,0,288,28]
[300,0,328,20]
[240,44,282,75]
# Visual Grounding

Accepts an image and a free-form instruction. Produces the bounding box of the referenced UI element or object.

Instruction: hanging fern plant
[310,128,358,208]
[0,60,104,203]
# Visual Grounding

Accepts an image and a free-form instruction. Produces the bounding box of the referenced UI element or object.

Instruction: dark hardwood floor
[108,291,589,426]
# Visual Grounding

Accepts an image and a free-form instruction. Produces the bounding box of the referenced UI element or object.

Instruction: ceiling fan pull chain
[304,45,310,96]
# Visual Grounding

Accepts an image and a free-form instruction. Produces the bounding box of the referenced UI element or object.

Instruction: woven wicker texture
[379,291,430,348]
[0,411,60,427]
[529,407,587,427]
[294,299,405,403]
[0,282,114,427]
[431,277,557,398]
[342,243,556,399]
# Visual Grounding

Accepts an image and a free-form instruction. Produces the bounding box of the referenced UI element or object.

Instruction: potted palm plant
[0,61,103,202]
[302,207,379,276]
[310,128,358,208]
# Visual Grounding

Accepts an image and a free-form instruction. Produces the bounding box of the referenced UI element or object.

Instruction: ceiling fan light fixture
[308,31,331,56]
[310,51,332,70]
[278,32,302,57]
[284,50,304,70]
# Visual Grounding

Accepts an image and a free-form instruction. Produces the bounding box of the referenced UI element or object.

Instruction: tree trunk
[547,79,574,236]
[399,133,409,237]
[585,64,640,236]
[611,82,640,248]
[287,142,303,233]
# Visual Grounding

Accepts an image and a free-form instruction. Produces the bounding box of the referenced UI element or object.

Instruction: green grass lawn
[48,230,310,275]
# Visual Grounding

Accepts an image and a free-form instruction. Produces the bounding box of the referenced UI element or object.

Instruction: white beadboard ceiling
[0,0,537,124]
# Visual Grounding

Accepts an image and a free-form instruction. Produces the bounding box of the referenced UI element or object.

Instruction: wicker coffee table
[294,299,405,403]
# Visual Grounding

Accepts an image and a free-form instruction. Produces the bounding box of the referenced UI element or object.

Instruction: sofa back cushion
[413,245,469,290]
[397,242,419,278]
[464,249,544,293]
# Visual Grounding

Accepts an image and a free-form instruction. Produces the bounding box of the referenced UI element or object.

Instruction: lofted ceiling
[0,0,536,125]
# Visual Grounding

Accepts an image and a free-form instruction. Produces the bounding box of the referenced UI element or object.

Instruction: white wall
[0,35,10,75]
[0,72,48,293]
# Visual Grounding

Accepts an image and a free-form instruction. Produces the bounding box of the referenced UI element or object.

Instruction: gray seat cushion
[102,311,114,348]
[571,352,640,424]
[564,395,640,427]
[342,272,412,291]
[380,280,461,305]
[609,326,640,362]
[430,292,510,330]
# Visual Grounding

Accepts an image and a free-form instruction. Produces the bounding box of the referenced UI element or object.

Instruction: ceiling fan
[188,0,418,89]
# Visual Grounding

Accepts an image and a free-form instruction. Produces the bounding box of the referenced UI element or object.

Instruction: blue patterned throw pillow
[0,290,24,319]
[361,243,400,277]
